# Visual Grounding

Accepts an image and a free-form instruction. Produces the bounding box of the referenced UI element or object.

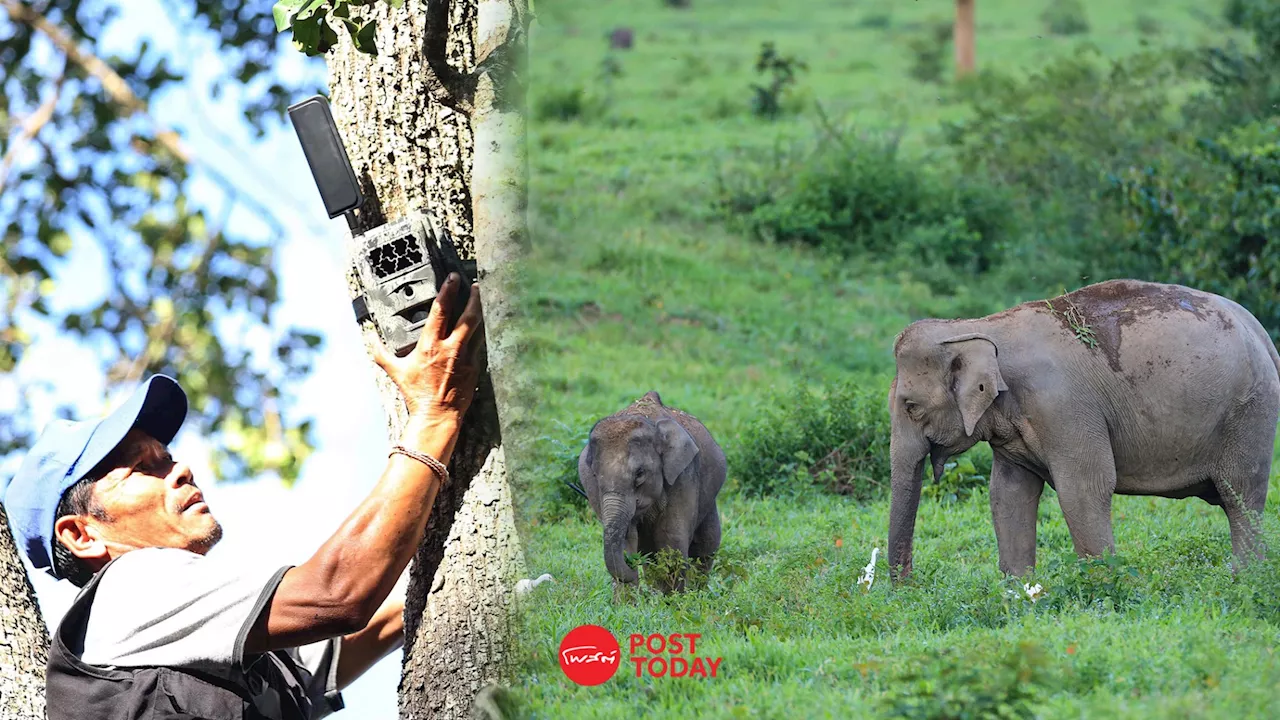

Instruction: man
[2,272,483,720]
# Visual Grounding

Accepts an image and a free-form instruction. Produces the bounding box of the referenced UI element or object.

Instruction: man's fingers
[418,272,460,349]
[450,283,483,347]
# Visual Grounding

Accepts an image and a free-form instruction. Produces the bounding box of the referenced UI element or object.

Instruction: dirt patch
[1036,280,1214,373]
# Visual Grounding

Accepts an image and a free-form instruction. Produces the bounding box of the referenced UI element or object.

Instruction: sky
[5,1,445,716]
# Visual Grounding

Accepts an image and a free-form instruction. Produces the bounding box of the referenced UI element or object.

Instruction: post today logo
[558,625,723,686]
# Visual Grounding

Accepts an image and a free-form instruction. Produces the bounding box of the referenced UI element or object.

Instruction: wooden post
[955,0,975,78]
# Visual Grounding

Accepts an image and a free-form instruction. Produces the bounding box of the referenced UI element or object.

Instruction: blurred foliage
[1041,0,1090,37]
[1,0,326,485]
[714,124,1016,280]
[905,21,952,84]
[749,41,806,120]
[880,642,1054,719]
[939,45,1200,284]
[1108,121,1280,337]
[732,377,892,500]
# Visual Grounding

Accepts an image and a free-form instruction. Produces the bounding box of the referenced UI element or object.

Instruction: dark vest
[47,559,330,720]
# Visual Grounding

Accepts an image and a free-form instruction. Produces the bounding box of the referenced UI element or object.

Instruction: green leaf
[385,0,404,8]
[272,0,310,32]
[316,15,340,55]
[296,0,329,22]
[291,12,323,53]
[353,19,378,55]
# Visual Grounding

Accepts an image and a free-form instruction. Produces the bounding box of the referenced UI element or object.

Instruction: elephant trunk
[888,424,937,581]
[888,454,927,581]
[602,493,638,584]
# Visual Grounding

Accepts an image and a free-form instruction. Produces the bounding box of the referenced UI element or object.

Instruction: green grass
[516,483,1280,718]
[511,0,1270,717]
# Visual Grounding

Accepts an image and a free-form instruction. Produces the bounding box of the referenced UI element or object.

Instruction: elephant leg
[989,457,1044,576]
[1211,407,1274,568]
[688,509,722,579]
[651,521,693,594]
[1049,440,1117,558]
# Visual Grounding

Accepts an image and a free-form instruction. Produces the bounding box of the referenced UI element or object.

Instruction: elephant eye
[903,400,922,419]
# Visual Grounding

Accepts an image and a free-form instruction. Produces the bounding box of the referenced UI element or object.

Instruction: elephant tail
[1266,331,1280,385]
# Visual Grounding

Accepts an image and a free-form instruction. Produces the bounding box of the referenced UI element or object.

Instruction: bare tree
[955,0,976,78]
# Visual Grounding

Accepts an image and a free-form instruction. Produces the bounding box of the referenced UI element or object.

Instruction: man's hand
[372,271,483,425]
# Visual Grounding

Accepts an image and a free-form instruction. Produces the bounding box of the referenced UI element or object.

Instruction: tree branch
[0,57,67,197]
[1,0,288,240]
[423,0,476,113]
[118,200,234,387]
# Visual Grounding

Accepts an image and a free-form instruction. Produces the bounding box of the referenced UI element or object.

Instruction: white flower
[1023,582,1044,603]
[515,573,555,596]
[857,547,879,591]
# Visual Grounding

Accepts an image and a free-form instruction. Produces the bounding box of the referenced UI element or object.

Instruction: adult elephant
[886,279,1280,579]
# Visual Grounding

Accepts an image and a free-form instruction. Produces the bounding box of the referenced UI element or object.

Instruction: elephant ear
[656,417,698,487]
[940,333,1008,437]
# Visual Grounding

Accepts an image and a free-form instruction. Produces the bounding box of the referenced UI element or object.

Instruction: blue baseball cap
[1,374,187,579]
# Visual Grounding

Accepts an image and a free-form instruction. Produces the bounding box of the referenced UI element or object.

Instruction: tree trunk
[0,505,48,720]
[954,0,975,78]
[324,0,529,718]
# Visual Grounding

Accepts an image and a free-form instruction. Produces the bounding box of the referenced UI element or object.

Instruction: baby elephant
[579,391,726,592]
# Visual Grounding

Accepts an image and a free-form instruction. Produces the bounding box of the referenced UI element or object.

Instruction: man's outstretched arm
[335,577,407,689]
[244,273,483,655]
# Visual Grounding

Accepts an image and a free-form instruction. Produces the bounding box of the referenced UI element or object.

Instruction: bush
[1224,0,1251,28]
[941,47,1200,283]
[732,377,892,499]
[1041,0,1090,36]
[905,22,952,84]
[922,445,992,505]
[1108,120,1280,339]
[714,126,1018,276]
[750,42,807,120]
[533,85,607,122]
[880,642,1055,719]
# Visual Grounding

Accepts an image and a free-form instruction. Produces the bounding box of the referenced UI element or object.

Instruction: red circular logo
[558,624,621,686]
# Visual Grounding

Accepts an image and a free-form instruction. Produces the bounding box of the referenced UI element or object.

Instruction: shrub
[533,85,606,123]
[905,22,952,84]
[1107,120,1280,339]
[1224,0,1251,28]
[923,445,992,505]
[1182,2,1280,135]
[714,126,1018,276]
[1135,13,1162,37]
[880,642,1055,719]
[857,12,892,30]
[750,42,807,120]
[732,377,892,499]
[941,46,1200,282]
[1041,0,1090,36]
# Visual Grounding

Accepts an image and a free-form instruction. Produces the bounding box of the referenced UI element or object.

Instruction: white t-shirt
[79,547,343,718]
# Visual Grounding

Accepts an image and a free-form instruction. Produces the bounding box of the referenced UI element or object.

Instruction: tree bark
[324,0,529,718]
[0,506,48,720]
[955,0,976,78]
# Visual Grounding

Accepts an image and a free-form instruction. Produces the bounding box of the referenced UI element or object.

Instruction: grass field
[509,1,1279,717]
